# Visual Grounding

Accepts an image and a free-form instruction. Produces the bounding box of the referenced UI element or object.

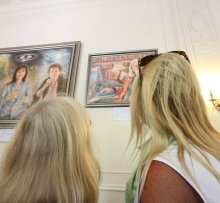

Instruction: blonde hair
[128,59,138,75]
[131,53,220,186]
[0,97,100,203]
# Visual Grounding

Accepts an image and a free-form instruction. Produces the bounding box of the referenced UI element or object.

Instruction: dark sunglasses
[138,51,190,82]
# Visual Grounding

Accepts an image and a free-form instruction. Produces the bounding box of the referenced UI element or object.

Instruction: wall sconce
[209,90,220,111]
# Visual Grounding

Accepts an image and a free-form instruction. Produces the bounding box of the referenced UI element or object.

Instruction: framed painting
[0,41,81,128]
[85,49,158,107]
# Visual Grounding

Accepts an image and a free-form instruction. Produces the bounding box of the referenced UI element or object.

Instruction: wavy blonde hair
[130,53,220,187]
[0,97,100,203]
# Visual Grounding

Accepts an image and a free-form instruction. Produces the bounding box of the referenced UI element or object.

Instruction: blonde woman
[0,97,100,203]
[100,59,139,103]
[126,51,220,203]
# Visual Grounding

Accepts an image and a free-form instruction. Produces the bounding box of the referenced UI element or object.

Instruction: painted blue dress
[0,81,31,119]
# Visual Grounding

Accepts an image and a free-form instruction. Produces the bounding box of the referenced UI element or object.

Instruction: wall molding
[158,0,218,71]
[100,184,125,192]
[100,170,131,192]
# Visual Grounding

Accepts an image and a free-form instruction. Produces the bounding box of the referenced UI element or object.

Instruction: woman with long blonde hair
[126,52,220,203]
[0,97,100,203]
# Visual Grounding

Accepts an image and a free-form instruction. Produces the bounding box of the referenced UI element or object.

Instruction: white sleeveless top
[152,143,220,203]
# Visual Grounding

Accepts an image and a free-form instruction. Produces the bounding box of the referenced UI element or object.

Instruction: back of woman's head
[0,97,100,203]
[131,53,220,153]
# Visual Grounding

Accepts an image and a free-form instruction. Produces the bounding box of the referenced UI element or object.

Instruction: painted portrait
[0,42,80,127]
[85,49,158,107]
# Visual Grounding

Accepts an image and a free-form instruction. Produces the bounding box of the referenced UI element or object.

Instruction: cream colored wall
[0,0,220,202]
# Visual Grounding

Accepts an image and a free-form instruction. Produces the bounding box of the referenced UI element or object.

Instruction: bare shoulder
[140,161,203,203]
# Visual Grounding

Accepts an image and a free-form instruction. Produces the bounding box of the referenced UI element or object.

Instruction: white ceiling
[0,0,33,5]
[0,0,11,5]
[0,0,120,17]
[0,0,57,5]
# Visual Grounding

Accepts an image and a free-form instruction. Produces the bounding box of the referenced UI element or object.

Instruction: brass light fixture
[209,90,220,111]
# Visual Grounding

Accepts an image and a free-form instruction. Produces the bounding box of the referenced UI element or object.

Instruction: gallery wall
[0,0,220,202]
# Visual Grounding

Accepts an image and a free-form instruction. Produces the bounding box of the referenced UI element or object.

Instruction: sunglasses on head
[138,51,190,82]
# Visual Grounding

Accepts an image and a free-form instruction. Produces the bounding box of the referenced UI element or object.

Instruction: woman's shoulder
[2,82,13,89]
[141,160,204,202]
[152,142,220,202]
[58,74,67,82]
[57,75,67,90]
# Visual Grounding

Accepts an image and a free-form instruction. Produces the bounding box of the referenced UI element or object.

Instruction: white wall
[0,0,220,202]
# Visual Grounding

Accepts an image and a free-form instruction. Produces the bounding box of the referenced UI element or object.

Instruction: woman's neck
[50,79,58,88]
[15,79,22,86]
